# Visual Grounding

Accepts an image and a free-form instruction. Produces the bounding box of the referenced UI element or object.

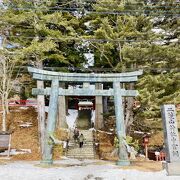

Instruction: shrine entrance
[28,67,142,166]
[70,96,95,129]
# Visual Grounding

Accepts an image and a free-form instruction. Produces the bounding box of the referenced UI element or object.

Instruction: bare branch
[89,41,114,68]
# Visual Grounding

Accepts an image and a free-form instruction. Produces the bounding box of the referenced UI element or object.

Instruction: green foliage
[126,135,139,151]
[0,0,86,68]
[0,0,179,130]
[137,73,180,119]
[88,1,155,70]
[85,0,180,129]
[114,136,119,148]
[114,135,139,151]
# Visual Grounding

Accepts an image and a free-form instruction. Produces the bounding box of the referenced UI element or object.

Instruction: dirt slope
[0,107,40,160]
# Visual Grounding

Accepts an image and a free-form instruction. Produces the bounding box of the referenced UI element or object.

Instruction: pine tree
[135,0,180,123]
[84,0,153,132]
[84,0,180,132]
[0,0,85,156]
[1,0,85,68]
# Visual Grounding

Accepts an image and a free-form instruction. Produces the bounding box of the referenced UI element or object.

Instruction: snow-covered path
[0,159,179,180]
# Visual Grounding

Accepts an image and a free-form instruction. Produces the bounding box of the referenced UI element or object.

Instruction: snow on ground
[66,109,95,129]
[0,149,31,156]
[91,110,95,123]
[0,158,179,180]
[66,109,78,128]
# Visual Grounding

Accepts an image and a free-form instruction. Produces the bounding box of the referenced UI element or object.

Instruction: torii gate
[28,67,142,165]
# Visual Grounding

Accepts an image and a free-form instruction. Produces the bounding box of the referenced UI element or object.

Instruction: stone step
[69,139,94,143]
[67,130,95,159]
[67,148,94,153]
[68,153,94,155]
[67,155,94,158]
[67,152,94,155]
[69,140,93,143]
[68,146,94,150]
[67,154,94,157]
[69,143,93,146]
[67,149,94,153]
[67,151,94,154]
[68,148,93,151]
[71,136,93,138]
[69,139,93,143]
[68,150,93,153]
[68,142,93,146]
[67,155,94,159]
[67,154,95,159]
[67,153,94,156]
[68,146,93,149]
[68,144,94,148]
[79,135,93,137]
[78,131,93,135]
[67,156,95,159]
[70,130,93,135]
[78,134,93,138]
[67,150,94,153]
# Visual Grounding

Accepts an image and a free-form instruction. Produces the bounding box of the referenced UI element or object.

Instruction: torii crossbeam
[28,67,143,166]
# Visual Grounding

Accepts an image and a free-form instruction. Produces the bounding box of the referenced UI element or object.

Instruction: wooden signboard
[0,132,11,157]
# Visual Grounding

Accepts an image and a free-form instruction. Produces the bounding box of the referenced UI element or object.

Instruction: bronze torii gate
[28,67,142,165]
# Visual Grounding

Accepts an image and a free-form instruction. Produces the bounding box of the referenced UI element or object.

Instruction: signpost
[143,134,149,160]
[161,105,180,176]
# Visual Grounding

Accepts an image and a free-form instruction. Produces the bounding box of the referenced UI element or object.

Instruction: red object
[143,135,149,144]
[160,151,166,161]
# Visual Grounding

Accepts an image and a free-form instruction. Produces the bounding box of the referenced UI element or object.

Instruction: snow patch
[0,159,179,180]
[66,109,78,128]
[91,110,95,123]
[0,149,31,156]
[97,130,113,135]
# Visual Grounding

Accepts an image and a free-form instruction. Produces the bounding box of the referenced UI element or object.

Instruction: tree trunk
[5,92,9,114]
[125,83,135,134]
[1,57,7,131]
[124,63,136,134]
[1,93,6,131]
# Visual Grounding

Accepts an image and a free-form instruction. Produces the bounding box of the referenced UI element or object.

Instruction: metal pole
[113,81,130,166]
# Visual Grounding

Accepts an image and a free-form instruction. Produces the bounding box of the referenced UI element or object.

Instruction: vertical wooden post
[113,81,130,166]
[37,80,46,157]
[145,144,148,160]
[95,83,104,129]
[103,96,108,113]
[57,95,68,128]
[42,79,59,164]
[57,83,68,129]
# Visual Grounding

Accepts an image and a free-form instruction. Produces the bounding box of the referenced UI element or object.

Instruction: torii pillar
[113,81,129,166]
[43,79,59,164]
